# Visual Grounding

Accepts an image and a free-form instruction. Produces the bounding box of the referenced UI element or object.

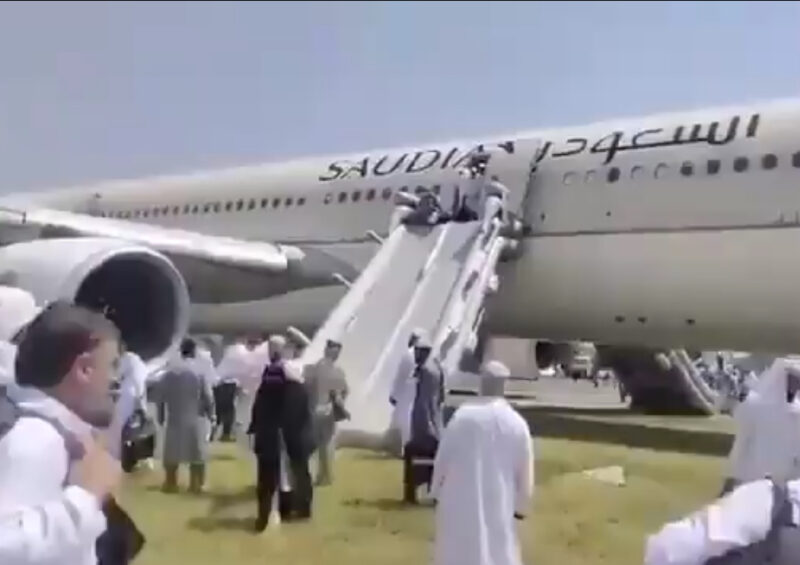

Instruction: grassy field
[120,409,732,565]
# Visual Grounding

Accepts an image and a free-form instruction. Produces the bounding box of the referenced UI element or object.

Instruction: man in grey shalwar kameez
[403,333,446,503]
[155,338,215,493]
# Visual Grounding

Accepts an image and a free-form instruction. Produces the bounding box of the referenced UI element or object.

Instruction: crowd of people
[0,287,539,565]
[8,272,800,565]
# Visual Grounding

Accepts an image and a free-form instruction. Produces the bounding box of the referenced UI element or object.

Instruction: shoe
[254,517,268,533]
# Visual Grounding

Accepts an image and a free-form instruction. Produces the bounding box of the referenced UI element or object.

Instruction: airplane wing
[0,205,298,273]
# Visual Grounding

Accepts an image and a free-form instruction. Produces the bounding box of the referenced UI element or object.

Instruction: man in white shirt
[0,301,123,565]
[0,434,121,564]
[431,360,534,565]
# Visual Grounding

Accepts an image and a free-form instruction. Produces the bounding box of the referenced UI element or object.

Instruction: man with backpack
[0,301,142,565]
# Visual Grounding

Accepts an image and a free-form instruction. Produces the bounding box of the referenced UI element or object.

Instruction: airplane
[0,96,798,413]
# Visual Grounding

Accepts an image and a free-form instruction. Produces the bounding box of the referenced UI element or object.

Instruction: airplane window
[585,170,596,183]
[338,192,347,203]
[272,198,280,208]
[399,186,409,193]
[211,203,219,213]
[352,190,362,202]
[324,193,333,204]
[733,157,749,173]
[563,172,576,185]
[161,206,169,215]
[654,163,669,179]
[298,197,306,206]
[762,154,778,170]
[285,197,293,207]
[248,199,256,210]
[143,210,150,218]
[680,161,694,177]
[236,199,244,211]
[183,205,190,214]
[707,159,721,175]
[172,206,180,215]
[607,167,620,183]
[192,205,199,214]
[630,166,645,180]
[133,210,141,218]
[203,204,211,213]
[382,188,392,200]
[224,202,232,212]
[414,186,426,195]
[153,209,160,217]
[431,185,441,195]
[793,152,800,168]
[366,188,376,201]
[261,198,269,208]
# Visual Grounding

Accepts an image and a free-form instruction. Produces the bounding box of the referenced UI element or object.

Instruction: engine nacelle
[0,238,190,366]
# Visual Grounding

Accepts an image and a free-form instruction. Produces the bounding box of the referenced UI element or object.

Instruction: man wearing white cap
[389,329,423,456]
[431,360,534,565]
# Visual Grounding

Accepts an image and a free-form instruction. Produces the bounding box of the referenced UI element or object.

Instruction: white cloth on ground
[0,384,103,565]
[727,358,800,484]
[431,397,534,565]
[644,478,800,565]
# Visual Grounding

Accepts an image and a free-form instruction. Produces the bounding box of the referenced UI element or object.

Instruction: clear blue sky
[0,1,797,191]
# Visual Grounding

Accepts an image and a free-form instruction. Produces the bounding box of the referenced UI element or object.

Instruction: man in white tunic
[723,358,800,493]
[105,349,153,468]
[389,329,422,455]
[431,360,534,565]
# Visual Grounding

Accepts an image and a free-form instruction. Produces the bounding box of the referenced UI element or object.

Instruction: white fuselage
[8,97,800,353]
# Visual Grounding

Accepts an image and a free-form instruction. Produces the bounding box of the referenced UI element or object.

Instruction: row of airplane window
[564,151,800,185]
[99,184,442,219]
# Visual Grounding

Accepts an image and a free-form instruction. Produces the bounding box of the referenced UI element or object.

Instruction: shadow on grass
[518,407,734,457]
[187,516,254,533]
[343,497,429,511]
[204,486,257,512]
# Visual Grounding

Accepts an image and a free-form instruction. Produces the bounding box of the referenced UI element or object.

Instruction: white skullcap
[269,334,287,348]
[0,286,40,341]
[482,360,511,379]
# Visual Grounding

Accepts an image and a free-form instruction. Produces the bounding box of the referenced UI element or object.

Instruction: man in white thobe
[431,360,534,565]
[723,358,800,493]
[644,478,800,565]
[105,350,152,468]
[389,329,422,455]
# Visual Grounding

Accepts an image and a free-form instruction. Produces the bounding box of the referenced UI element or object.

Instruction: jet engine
[0,238,190,365]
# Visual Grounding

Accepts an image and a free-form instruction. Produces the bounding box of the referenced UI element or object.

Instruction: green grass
[120,411,729,565]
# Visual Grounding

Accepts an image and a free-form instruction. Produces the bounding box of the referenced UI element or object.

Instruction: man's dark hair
[180,337,197,358]
[15,301,120,388]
